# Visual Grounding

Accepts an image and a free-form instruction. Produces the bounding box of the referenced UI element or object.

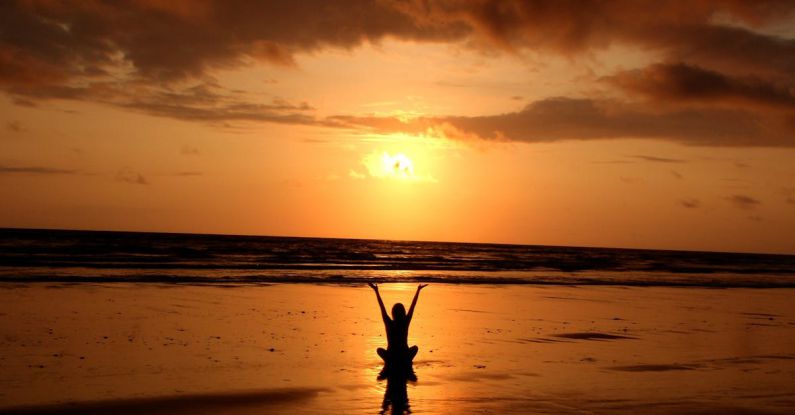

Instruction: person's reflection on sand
[378,365,416,415]
[368,283,426,415]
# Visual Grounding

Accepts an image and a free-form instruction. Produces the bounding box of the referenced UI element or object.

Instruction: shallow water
[2,228,795,287]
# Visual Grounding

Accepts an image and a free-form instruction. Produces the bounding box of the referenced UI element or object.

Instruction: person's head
[391,303,406,321]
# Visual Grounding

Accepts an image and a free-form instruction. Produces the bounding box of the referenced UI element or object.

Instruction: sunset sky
[2,1,795,254]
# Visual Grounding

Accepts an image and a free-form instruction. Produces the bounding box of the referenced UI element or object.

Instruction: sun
[354,143,438,183]
[381,152,414,178]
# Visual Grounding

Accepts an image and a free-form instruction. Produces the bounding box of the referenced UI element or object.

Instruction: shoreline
[2,277,795,288]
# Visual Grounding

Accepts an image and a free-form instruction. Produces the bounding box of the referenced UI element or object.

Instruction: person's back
[385,305,409,352]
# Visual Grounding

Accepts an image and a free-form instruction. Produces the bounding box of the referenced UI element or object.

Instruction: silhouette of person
[368,283,427,367]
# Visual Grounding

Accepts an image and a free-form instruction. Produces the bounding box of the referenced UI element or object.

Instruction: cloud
[631,155,686,163]
[181,145,200,156]
[116,169,149,185]
[118,86,317,124]
[6,120,23,132]
[0,1,443,126]
[0,1,464,86]
[784,188,795,205]
[403,1,795,77]
[671,170,683,179]
[7,79,318,127]
[607,63,795,110]
[332,97,791,146]
[4,1,794,92]
[591,160,633,165]
[726,194,761,210]
[679,198,700,209]
[2,0,795,147]
[0,165,77,174]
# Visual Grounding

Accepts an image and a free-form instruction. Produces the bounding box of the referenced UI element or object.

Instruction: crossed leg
[377,346,419,362]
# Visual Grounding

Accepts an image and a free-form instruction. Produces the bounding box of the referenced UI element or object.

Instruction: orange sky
[1,1,795,254]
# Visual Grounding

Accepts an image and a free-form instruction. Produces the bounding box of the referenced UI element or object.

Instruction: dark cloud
[4,1,794,91]
[404,2,795,146]
[0,0,465,86]
[726,194,761,210]
[6,120,23,132]
[0,1,458,126]
[331,97,791,146]
[591,160,633,165]
[631,155,686,163]
[607,63,795,110]
[6,79,318,126]
[116,169,149,185]
[181,145,200,156]
[405,1,795,76]
[2,1,795,146]
[117,84,317,124]
[122,98,315,124]
[679,198,700,209]
[0,165,77,174]
[784,188,795,205]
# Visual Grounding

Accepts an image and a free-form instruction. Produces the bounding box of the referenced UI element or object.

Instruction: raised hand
[368,282,379,291]
[406,283,427,322]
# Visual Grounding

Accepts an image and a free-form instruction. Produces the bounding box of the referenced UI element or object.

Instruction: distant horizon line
[1,226,792,258]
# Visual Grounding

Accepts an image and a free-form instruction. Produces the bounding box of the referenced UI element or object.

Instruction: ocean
[1,228,794,287]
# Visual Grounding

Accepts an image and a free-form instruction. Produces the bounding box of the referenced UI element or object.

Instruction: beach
[1,283,794,414]
[5,2,795,413]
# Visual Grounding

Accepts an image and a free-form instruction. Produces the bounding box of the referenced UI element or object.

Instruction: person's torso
[386,320,408,349]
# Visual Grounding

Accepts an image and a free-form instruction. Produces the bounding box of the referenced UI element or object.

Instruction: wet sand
[1,283,794,414]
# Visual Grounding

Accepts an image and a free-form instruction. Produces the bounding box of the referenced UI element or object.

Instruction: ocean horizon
[2,227,794,287]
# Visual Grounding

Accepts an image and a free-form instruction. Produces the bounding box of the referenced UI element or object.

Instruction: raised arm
[406,284,428,324]
[368,282,390,323]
